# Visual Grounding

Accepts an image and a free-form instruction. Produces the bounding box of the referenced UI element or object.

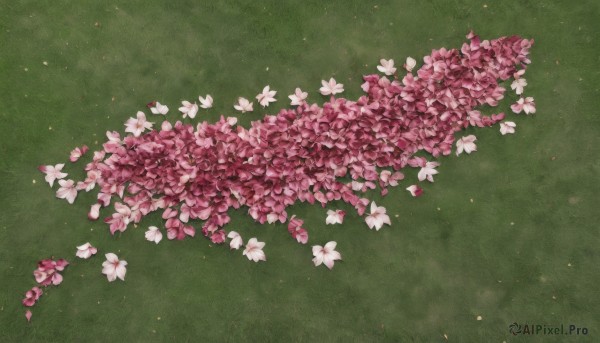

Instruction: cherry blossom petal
[242,238,266,262]
[149,101,169,115]
[199,95,213,109]
[288,88,308,106]
[145,226,163,244]
[234,97,253,113]
[500,121,516,135]
[256,86,277,107]
[377,59,396,76]
[227,231,243,250]
[76,242,98,259]
[406,185,423,197]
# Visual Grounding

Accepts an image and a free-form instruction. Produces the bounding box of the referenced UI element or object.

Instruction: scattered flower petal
[88,203,101,220]
[227,231,243,250]
[499,121,516,135]
[325,209,346,225]
[145,226,163,244]
[198,95,213,109]
[69,146,89,163]
[406,185,423,197]
[76,242,98,259]
[149,101,169,115]
[404,57,417,72]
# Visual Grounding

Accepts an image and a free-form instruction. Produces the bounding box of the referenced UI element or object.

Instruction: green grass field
[1,0,599,341]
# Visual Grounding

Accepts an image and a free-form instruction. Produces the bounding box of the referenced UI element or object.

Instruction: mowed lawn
[0,0,599,342]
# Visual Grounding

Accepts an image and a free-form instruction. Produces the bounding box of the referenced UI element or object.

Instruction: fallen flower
[145,226,163,244]
[75,242,97,259]
[242,238,266,262]
[406,184,423,197]
[199,95,213,109]
[227,231,243,250]
[325,209,346,225]
[511,97,536,114]
[25,310,32,323]
[510,78,527,95]
[288,87,308,106]
[456,135,478,156]
[34,258,69,286]
[56,179,77,204]
[234,97,253,113]
[418,162,440,182]
[125,111,153,137]
[38,164,67,187]
[101,253,127,282]
[179,101,199,119]
[312,241,342,269]
[500,121,516,135]
[365,201,391,231]
[319,77,344,96]
[377,59,396,76]
[149,101,169,115]
[256,86,277,107]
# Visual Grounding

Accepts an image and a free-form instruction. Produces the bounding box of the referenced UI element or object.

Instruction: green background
[1,0,598,342]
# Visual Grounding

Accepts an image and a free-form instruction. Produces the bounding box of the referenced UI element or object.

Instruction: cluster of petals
[511,97,536,114]
[38,32,533,252]
[33,258,69,286]
[69,145,88,162]
[288,215,308,244]
[22,287,43,307]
